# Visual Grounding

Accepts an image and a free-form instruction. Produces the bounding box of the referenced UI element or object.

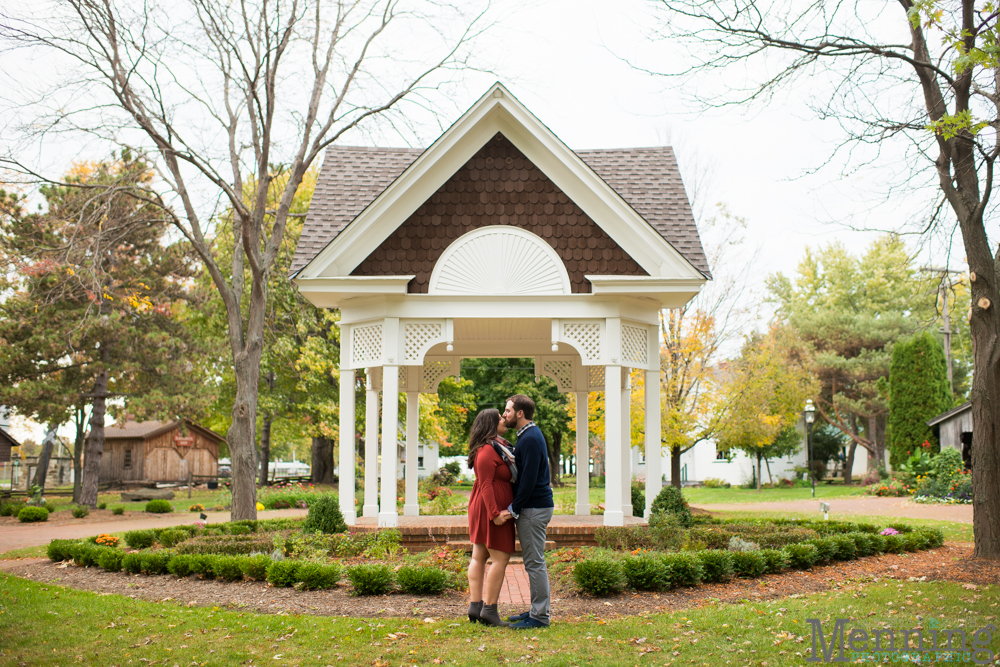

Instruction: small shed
[927,402,972,469]
[0,428,20,464]
[97,419,225,483]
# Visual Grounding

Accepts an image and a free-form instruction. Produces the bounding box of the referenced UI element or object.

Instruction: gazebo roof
[290,141,710,279]
[291,83,710,300]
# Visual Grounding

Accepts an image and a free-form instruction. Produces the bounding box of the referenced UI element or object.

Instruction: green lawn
[1,572,996,666]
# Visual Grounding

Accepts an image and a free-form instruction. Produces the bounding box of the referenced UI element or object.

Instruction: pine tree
[888,332,953,467]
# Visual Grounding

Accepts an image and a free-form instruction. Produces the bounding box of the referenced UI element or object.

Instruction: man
[497,394,554,629]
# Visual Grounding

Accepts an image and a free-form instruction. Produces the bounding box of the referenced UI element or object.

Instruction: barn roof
[0,429,19,462]
[926,401,971,427]
[102,419,226,444]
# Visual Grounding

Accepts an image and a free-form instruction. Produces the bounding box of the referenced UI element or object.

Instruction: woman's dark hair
[467,409,500,469]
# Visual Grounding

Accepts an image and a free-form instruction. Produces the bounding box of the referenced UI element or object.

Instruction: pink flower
[881,528,899,536]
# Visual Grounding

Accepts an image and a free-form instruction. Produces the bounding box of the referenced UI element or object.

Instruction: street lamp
[803,399,816,498]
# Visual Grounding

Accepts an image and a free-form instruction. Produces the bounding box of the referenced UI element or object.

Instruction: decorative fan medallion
[428,226,571,295]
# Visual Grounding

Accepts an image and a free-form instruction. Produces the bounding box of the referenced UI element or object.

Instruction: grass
[1,572,996,666]
[0,546,46,560]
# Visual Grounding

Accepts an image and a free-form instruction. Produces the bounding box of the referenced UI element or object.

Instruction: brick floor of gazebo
[352,514,646,552]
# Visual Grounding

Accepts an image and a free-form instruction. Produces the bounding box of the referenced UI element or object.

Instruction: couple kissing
[465,394,554,629]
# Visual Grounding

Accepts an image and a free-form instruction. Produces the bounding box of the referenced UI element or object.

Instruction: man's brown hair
[507,394,535,421]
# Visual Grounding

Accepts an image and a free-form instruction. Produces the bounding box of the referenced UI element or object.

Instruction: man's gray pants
[515,507,554,625]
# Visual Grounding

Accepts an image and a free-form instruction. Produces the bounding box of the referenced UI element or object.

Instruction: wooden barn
[0,428,19,464]
[97,419,224,483]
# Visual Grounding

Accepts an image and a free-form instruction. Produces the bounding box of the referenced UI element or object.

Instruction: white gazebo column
[621,369,633,517]
[363,370,379,518]
[575,391,590,516]
[403,390,420,516]
[603,364,624,526]
[339,368,357,525]
[644,369,661,518]
[379,365,400,527]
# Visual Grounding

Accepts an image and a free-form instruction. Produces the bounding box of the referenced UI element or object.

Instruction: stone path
[692,496,972,523]
[0,508,308,552]
[496,563,531,607]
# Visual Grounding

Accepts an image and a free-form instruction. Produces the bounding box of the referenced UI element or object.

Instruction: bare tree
[642,0,1000,558]
[1,0,490,520]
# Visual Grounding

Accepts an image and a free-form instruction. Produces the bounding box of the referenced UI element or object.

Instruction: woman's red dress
[468,441,515,553]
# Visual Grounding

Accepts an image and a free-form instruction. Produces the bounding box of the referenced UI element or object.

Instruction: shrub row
[574,526,944,596]
[175,534,277,556]
[47,537,452,595]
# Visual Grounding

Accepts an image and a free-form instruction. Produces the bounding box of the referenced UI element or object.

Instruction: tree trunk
[229,345,262,521]
[72,406,85,503]
[549,431,563,487]
[311,436,335,484]
[258,412,272,487]
[844,441,857,486]
[756,453,762,491]
[32,427,56,492]
[872,414,886,471]
[671,445,682,489]
[80,370,108,508]
[764,457,773,485]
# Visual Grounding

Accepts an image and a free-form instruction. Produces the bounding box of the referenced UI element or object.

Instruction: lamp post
[804,399,816,498]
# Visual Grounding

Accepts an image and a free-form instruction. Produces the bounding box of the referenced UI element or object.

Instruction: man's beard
[503,415,518,429]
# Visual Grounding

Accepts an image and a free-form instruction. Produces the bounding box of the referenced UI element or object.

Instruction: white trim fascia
[586,276,705,293]
[297,83,706,281]
[294,276,414,306]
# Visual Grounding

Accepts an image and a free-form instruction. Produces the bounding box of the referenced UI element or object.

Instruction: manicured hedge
[572,557,625,596]
[396,566,449,595]
[17,506,49,523]
[346,564,394,596]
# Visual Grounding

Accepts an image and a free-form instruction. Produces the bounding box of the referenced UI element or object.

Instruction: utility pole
[921,267,964,393]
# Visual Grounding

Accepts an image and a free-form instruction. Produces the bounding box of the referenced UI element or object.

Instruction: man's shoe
[507,611,530,623]
[509,617,548,630]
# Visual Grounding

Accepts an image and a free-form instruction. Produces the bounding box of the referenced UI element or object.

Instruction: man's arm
[510,432,543,514]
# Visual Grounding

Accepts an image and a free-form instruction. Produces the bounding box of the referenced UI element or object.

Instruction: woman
[466,408,516,627]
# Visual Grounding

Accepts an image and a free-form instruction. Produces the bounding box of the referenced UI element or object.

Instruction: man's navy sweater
[510,424,554,514]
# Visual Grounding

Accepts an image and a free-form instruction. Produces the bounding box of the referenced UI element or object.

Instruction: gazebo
[291,83,709,528]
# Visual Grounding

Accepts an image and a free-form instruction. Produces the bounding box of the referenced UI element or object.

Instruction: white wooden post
[339,368,357,525]
[644,369,661,519]
[379,365,400,527]
[603,364,624,526]
[621,369,633,517]
[404,390,420,516]
[363,370,379,518]
[575,391,590,516]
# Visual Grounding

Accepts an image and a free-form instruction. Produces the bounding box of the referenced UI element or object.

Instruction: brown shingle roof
[102,419,226,443]
[290,139,711,278]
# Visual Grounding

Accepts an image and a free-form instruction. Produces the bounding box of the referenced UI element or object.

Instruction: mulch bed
[1,543,994,621]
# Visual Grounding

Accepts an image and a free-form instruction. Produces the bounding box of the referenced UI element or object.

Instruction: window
[638,450,646,464]
[716,449,726,460]
[124,449,132,469]
[418,457,425,469]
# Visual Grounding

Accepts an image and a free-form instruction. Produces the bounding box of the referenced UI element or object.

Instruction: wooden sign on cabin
[174,435,195,447]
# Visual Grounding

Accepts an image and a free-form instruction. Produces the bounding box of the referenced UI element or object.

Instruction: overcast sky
[6,0,987,442]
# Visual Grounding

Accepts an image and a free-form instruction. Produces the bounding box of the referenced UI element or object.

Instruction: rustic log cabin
[97,419,224,483]
[0,428,18,464]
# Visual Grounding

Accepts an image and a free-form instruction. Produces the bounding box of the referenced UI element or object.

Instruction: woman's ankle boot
[468,600,484,623]
[479,603,510,627]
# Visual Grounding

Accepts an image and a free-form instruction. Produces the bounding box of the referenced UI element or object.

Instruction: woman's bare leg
[468,543,489,602]
[483,548,511,605]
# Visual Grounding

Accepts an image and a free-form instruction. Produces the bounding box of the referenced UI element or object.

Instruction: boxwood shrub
[240,554,271,581]
[124,530,156,549]
[303,495,348,535]
[806,538,838,564]
[158,529,189,548]
[662,552,703,587]
[783,543,819,569]
[868,533,888,554]
[346,563,395,596]
[71,544,102,567]
[830,535,857,561]
[621,554,670,591]
[210,556,245,581]
[298,562,343,591]
[595,526,656,552]
[266,560,303,588]
[396,566,449,595]
[759,548,790,574]
[696,550,734,583]
[112,506,125,515]
[72,505,89,519]
[918,528,945,549]
[731,550,767,578]
[123,553,144,574]
[145,499,173,514]
[882,534,905,554]
[903,532,929,552]
[167,554,200,578]
[140,551,172,575]
[47,539,78,562]
[572,557,625,596]
[189,555,216,577]
[649,486,693,527]
[17,506,49,523]
[98,549,125,572]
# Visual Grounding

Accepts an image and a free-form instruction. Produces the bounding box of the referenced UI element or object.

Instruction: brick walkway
[495,563,531,606]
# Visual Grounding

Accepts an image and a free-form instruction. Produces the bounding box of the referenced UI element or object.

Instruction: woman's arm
[473,447,503,520]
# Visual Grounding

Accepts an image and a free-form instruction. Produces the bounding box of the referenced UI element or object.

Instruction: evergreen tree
[888,332,953,466]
